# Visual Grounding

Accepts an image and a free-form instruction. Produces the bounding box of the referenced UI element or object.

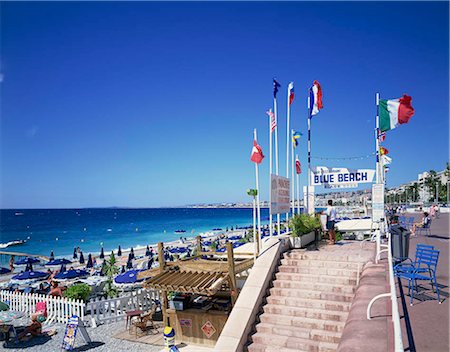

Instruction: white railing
[86,289,160,327]
[366,219,404,351]
[0,290,85,324]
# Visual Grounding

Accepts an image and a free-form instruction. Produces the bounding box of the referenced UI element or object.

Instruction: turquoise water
[0,208,278,258]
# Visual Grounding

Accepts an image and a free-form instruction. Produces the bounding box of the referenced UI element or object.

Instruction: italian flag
[379,95,414,132]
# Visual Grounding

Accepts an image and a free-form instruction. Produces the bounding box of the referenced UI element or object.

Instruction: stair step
[247,343,300,352]
[269,287,354,302]
[281,258,362,270]
[256,322,342,344]
[251,332,338,352]
[266,295,351,312]
[278,265,358,277]
[259,313,345,332]
[263,303,349,322]
[276,272,357,286]
[273,279,355,294]
[285,251,370,263]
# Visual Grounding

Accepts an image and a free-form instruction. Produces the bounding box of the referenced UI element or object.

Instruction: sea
[0,208,279,258]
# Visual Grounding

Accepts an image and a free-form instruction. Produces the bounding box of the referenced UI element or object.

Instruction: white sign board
[271,174,290,214]
[324,183,358,189]
[303,186,315,215]
[311,166,375,186]
[372,184,385,222]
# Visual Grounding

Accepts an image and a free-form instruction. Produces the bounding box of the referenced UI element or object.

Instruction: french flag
[288,82,294,106]
[309,80,323,118]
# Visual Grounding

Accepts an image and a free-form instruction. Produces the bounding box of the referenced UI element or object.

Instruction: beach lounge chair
[396,247,441,305]
[131,305,158,337]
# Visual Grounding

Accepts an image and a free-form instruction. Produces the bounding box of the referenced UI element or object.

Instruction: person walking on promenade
[324,199,337,245]
[430,204,436,219]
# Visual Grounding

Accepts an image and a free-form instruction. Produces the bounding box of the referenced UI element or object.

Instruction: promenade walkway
[399,213,449,351]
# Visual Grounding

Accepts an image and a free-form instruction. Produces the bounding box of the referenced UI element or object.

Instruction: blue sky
[1,1,448,208]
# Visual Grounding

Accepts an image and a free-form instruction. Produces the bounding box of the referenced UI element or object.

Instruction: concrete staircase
[247,248,371,352]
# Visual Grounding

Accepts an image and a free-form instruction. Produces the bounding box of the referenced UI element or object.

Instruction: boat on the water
[0,239,27,249]
[175,230,186,233]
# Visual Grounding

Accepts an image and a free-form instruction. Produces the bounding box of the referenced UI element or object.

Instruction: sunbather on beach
[18,314,43,341]
[48,281,65,297]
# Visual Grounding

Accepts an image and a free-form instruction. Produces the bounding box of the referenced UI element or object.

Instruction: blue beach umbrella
[60,264,67,272]
[86,254,93,268]
[14,257,40,266]
[100,248,105,259]
[130,248,135,260]
[114,269,144,285]
[12,271,48,280]
[25,263,33,272]
[0,267,11,275]
[126,259,133,270]
[73,248,78,260]
[147,258,154,269]
[46,258,72,266]
[54,269,89,280]
[121,265,126,274]
[145,246,151,257]
[49,251,55,261]
[117,246,122,257]
[79,252,85,264]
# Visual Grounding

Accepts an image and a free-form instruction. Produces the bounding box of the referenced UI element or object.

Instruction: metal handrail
[367,218,404,351]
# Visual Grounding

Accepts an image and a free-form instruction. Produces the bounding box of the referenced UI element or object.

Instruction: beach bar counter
[144,239,254,347]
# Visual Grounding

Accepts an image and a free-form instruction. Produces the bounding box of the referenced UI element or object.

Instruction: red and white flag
[295,159,301,174]
[250,140,264,164]
[266,109,276,133]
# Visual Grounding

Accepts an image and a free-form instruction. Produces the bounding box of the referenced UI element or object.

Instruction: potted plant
[289,214,321,248]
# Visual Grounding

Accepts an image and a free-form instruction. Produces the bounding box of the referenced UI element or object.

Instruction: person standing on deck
[324,200,337,245]
[9,255,15,272]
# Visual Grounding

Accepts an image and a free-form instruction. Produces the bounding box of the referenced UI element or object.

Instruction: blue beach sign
[311,167,375,187]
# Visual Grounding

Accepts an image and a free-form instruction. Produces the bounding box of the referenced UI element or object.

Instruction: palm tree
[103,251,119,298]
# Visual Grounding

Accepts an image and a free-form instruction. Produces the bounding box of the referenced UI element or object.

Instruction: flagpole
[291,129,295,215]
[269,109,273,237]
[296,154,300,214]
[286,84,291,229]
[252,195,256,261]
[274,97,281,235]
[254,128,262,254]
[307,94,311,214]
[375,93,380,184]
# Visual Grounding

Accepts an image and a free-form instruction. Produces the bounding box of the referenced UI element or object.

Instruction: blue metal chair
[396,247,441,305]
[407,217,415,230]
[399,216,407,227]
[416,218,432,236]
[394,244,434,274]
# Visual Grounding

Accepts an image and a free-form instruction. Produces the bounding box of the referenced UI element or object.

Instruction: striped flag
[379,95,414,132]
[250,140,264,164]
[266,109,276,133]
[296,159,302,174]
[273,79,281,98]
[288,82,294,105]
[378,131,386,142]
[292,131,302,147]
[309,80,323,117]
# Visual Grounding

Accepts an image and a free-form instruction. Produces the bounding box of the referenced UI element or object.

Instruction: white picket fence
[0,290,85,324]
[86,289,160,327]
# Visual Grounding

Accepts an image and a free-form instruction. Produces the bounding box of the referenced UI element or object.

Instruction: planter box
[289,231,316,249]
